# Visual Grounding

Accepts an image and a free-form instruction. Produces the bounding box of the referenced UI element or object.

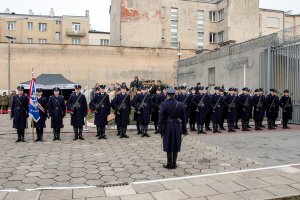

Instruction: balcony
[66,28,86,37]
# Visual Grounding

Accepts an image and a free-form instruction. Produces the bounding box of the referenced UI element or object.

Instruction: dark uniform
[158,88,187,169]
[176,86,190,126]
[265,89,280,130]
[66,85,88,140]
[192,87,209,134]
[89,85,111,139]
[251,89,265,131]
[280,90,293,129]
[111,84,131,138]
[188,88,197,131]
[238,88,252,131]
[224,88,238,132]
[48,87,66,140]
[132,87,142,134]
[210,87,224,133]
[132,86,152,137]
[219,88,227,130]
[33,88,48,142]
[151,87,166,134]
[234,88,241,129]
[11,86,28,142]
[205,87,212,131]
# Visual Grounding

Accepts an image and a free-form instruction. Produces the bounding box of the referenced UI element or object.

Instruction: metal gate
[260,43,300,124]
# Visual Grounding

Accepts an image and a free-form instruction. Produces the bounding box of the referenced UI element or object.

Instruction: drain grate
[99,182,129,188]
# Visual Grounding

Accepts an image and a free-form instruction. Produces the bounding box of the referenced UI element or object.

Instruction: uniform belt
[166,119,180,123]
[55,107,60,110]
[15,106,21,109]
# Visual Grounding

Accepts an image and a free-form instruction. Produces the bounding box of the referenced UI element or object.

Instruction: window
[209,11,217,22]
[7,21,16,30]
[56,20,61,25]
[72,23,81,31]
[209,33,217,43]
[27,22,33,31]
[218,9,224,21]
[170,8,178,48]
[55,32,61,41]
[208,67,215,86]
[197,10,205,49]
[161,29,165,40]
[27,38,33,43]
[218,31,224,43]
[72,38,80,45]
[267,17,279,28]
[39,23,47,32]
[100,39,109,46]
[39,39,47,44]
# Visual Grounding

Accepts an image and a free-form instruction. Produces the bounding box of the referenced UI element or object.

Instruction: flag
[28,76,40,122]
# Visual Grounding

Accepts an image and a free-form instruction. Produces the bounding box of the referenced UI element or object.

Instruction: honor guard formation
[9,76,293,169]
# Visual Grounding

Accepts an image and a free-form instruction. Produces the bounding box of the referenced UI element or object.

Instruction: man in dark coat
[280,89,293,129]
[67,84,88,140]
[210,86,224,133]
[89,85,111,139]
[234,88,241,129]
[224,88,238,132]
[176,86,190,127]
[205,87,212,131]
[132,87,142,134]
[33,88,48,142]
[111,84,131,138]
[132,86,152,137]
[48,87,66,140]
[158,88,187,169]
[192,86,209,134]
[11,86,28,142]
[219,88,227,130]
[251,89,265,131]
[188,87,197,131]
[151,87,166,134]
[265,89,280,130]
[238,87,252,131]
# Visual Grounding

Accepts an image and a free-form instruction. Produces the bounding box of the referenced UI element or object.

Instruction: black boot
[78,127,84,140]
[117,126,121,136]
[200,125,206,134]
[97,126,102,139]
[271,120,276,129]
[268,119,273,130]
[216,124,222,133]
[137,123,141,135]
[122,127,129,138]
[53,129,57,141]
[144,125,150,137]
[205,123,212,131]
[21,129,26,142]
[172,152,178,169]
[246,121,251,129]
[242,121,246,131]
[35,128,40,142]
[213,123,217,133]
[197,125,201,134]
[40,128,44,141]
[219,122,226,130]
[228,123,236,132]
[101,126,107,139]
[15,129,22,142]
[154,122,158,134]
[73,127,79,140]
[140,125,145,137]
[163,152,173,169]
[234,121,240,129]
[259,121,265,128]
[57,129,61,141]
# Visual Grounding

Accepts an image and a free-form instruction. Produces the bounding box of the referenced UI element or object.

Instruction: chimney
[85,10,89,17]
[29,9,34,15]
[4,8,10,13]
[49,8,54,17]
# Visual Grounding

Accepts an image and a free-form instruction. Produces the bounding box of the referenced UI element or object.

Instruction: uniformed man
[205,87,212,131]
[67,85,88,140]
[251,89,264,131]
[0,92,10,114]
[48,87,66,140]
[238,87,252,131]
[151,87,166,134]
[158,88,187,169]
[33,88,48,142]
[280,90,293,129]
[111,84,131,138]
[11,86,28,142]
[133,87,142,134]
[224,88,238,132]
[176,86,190,128]
[192,86,209,134]
[265,89,279,130]
[210,86,224,133]
[132,86,152,137]
[89,85,111,139]
[188,87,197,131]
[234,88,241,129]
[219,88,227,130]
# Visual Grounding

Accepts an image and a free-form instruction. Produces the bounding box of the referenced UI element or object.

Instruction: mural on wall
[225,56,255,72]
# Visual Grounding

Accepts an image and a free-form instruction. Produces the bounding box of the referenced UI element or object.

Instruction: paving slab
[73,187,106,199]
[264,185,300,197]
[120,193,155,200]
[131,182,165,194]
[151,189,189,200]
[259,175,296,185]
[179,185,219,198]
[206,193,245,200]
[4,191,40,200]
[233,178,271,189]
[236,188,277,200]
[39,189,72,200]
[104,185,136,197]
[208,181,247,193]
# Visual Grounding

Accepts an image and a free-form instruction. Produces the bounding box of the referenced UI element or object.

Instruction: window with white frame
[27,22,33,31]
[39,23,47,32]
[39,38,47,44]
[170,8,178,48]
[267,17,280,28]
[218,31,224,43]
[100,39,109,46]
[7,21,16,30]
[27,38,33,43]
[72,23,81,31]
[208,67,216,86]
[56,20,61,25]
[72,38,80,45]
[218,9,224,21]
[209,11,217,22]
[197,10,205,49]
[55,32,61,41]
[209,32,217,43]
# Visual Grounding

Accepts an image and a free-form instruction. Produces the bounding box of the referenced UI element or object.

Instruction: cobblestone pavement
[0,114,264,191]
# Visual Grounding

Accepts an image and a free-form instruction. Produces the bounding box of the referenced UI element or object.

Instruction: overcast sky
[1,0,300,32]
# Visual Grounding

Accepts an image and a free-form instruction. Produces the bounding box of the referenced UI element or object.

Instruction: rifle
[283,93,293,112]
[268,93,281,113]
[243,94,251,112]
[195,94,206,112]
[70,86,88,114]
[228,95,237,113]
[182,95,189,108]
[212,95,222,113]
[136,94,149,114]
[95,90,111,113]
[115,88,132,115]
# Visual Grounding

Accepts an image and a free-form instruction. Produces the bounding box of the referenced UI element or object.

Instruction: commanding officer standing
[210,86,224,133]
[193,86,209,134]
[224,88,238,132]
[132,86,152,137]
[11,86,28,142]
[151,87,166,134]
[33,88,48,142]
[265,89,280,130]
[48,87,66,140]
[158,88,187,169]
[280,90,293,129]
[112,84,131,138]
[238,87,252,131]
[89,85,111,139]
[67,85,88,140]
